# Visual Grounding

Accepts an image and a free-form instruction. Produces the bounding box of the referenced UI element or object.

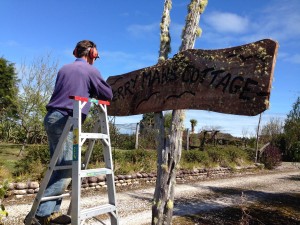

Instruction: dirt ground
[2,162,299,225]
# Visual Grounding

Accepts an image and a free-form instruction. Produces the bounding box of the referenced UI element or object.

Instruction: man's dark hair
[75,40,97,58]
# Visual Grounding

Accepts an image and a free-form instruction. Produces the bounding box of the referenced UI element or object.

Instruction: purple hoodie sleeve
[90,69,113,100]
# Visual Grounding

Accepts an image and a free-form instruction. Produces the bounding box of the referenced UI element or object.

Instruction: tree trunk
[152,0,207,224]
[152,0,172,224]
[18,131,29,157]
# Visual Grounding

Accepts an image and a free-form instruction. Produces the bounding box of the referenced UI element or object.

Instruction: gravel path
[2,162,299,225]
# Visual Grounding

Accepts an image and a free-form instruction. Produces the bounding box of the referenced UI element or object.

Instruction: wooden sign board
[107,39,278,116]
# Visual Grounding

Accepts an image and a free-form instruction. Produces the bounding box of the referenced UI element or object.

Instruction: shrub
[13,145,50,180]
[225,147,250,165]
[113,134,135,150]
[0,180,9,222]
[88,142,104,164]
[260,145,282,169]
[114,149,156,174]
[183,150,209,164]
[207,148,226,164]
[290,141,300,162]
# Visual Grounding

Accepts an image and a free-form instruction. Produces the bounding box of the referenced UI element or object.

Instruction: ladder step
[80,168,112,177]
[80,204,116,220]
[81,133,108,139]
[41,193,70,202]
[53,165,72,171]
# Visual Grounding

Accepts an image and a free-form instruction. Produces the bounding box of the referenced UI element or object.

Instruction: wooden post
[186,128,190,150]
[135,122,139,149]
[255,113,262,163]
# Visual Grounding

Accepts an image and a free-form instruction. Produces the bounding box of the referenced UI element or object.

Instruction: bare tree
[17,54,58,155]
[260,117,283,142]
[152,0,208,224]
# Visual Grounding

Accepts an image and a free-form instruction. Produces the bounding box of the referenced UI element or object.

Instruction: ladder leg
[100,109,119,225]
[25,117,73,225]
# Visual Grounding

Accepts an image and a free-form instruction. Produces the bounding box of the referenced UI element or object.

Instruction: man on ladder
[25,40,113,225]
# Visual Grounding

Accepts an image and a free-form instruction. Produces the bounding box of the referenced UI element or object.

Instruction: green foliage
[1,143,254,180]
[182,150,209,166]
[0,180,9,222]
[0,180,8,200]
[114,134,135,150]
[88,142,104,164]
[13,145,50,180]
[260,145,282,169]
[247,137,257,149]
[207,148,226,164]
[0,57,19,144]
[123,149,154,163]
[0,203,8,222]
[290,141,300,162]
[0,57,19,118]
[225,147,250,164]
[284,97,300,161]
[114,149,157,175]
[164,111,172,129]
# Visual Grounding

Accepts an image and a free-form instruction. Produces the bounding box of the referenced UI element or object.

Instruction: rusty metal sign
[107,39,278,116]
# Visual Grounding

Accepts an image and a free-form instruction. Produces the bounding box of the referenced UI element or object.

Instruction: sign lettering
[107,39,278,116]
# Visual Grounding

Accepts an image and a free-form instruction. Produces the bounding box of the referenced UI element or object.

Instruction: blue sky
[1,0,299,137]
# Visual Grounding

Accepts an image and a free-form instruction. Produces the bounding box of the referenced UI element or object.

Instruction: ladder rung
[80,204,116,220]
[81,133,108,139]
[41,193,70,202]
[80,168,112,177]
[53,165,72,171]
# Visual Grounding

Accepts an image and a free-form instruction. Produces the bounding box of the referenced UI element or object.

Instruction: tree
[152,0,208,224]
[17,54,58,154]
[0,57,19,142]
[284,97,300,161]
[260,117,283,143]
[190,119,198,133]
[140,112,155,133]
[0,57,19,118]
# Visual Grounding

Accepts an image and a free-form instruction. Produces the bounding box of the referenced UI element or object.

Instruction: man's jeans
[36,110,73,217]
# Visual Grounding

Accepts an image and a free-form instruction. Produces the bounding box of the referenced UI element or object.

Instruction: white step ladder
[25,96,119,225]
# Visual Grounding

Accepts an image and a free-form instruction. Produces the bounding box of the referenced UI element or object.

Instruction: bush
[207,148,226,165]
[183,150,209,163]
[260,145,282,169]
[114,149,157,174]
[13,145,50,180]
[0,180,9,222]
[290,141,300,162]
[88,142,104,164]
[225,147,250,165]
[113,134,135,150]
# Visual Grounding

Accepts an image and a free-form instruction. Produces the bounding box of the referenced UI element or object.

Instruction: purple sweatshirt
[46,58,113,116]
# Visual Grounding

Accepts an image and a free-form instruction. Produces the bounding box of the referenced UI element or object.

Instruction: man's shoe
[36,215,51,225]
[24,214,51,225]
[50,212,71,225]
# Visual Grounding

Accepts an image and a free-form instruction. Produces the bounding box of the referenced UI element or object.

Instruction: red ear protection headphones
[88,47,99,59]
[73,45,99,59]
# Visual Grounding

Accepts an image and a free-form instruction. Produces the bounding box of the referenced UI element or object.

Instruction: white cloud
[204,11,249,34]
[260,0,300,41]
[278,52,300,64]
[127,23,159,38]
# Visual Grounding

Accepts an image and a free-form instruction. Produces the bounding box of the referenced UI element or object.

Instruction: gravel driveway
[2,162,299,225]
